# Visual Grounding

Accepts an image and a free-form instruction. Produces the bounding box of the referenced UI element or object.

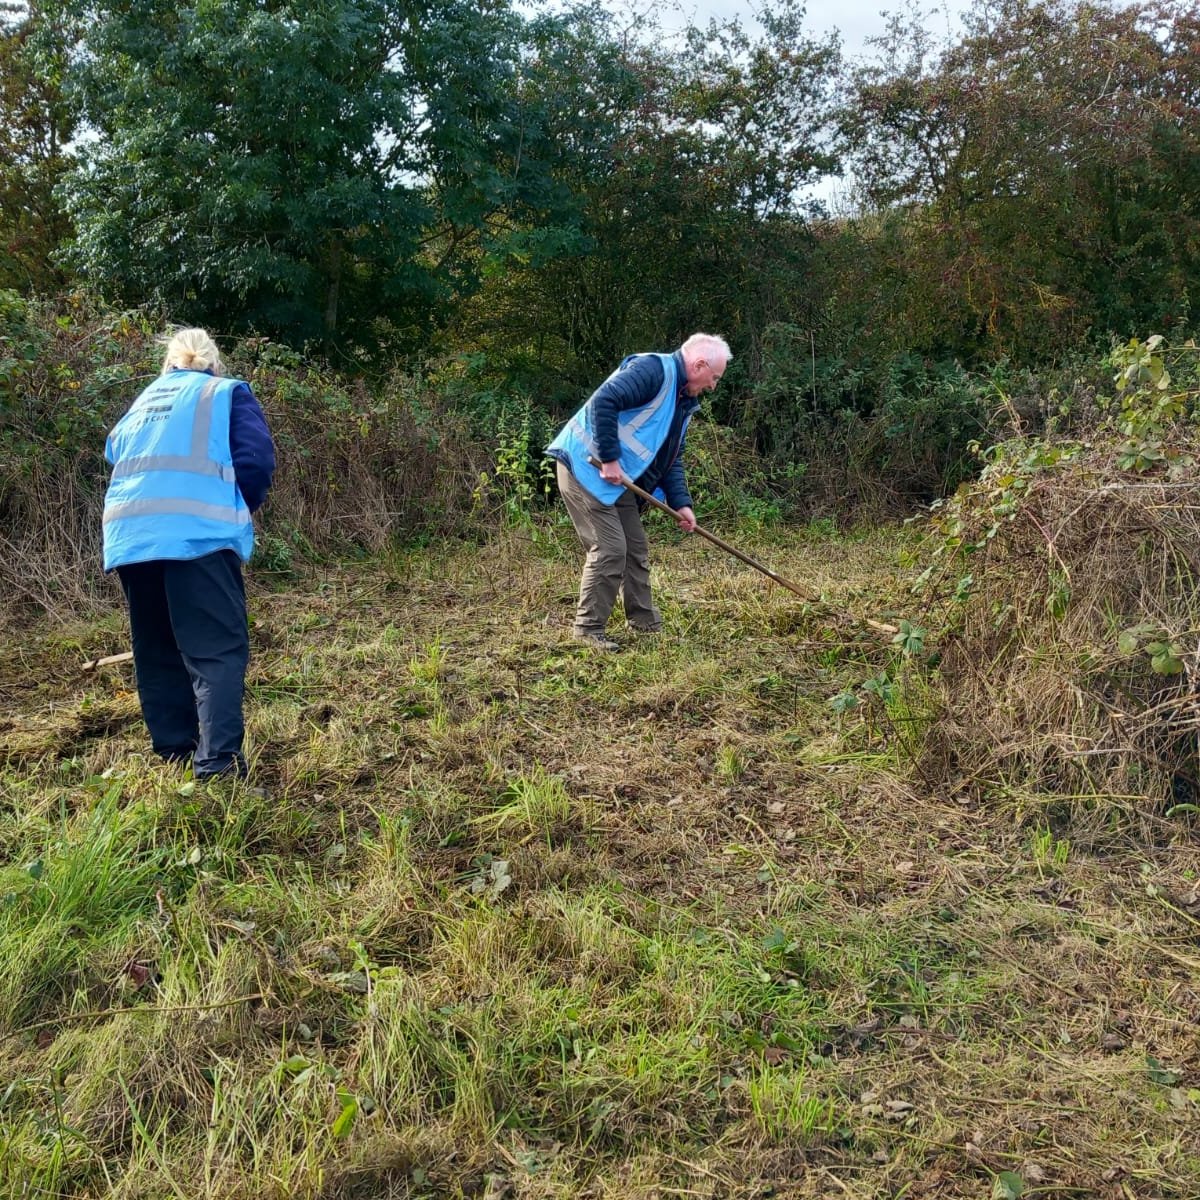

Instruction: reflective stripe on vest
[111,457,238,484]
[102,497,248,525]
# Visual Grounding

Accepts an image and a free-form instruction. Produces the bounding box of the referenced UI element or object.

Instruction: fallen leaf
[992,1170,1024,1200]
[1020,1161,1047,1184]
[125,961,151,990]
[1147,1055,1182,1085]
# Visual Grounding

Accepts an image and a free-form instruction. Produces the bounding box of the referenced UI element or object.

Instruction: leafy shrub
[742,322,1138,514]
[1104,335,1200,473]
[0,292,160,617]
[0,296,497,622]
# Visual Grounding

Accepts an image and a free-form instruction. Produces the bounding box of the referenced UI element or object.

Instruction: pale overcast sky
[658,0,964,61]
[657,0,966,209]
[669,0,888,55]
[576,0,965,209]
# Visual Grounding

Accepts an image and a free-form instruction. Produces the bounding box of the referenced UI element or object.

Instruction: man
[102,327,275,779]
[546,332,731,651]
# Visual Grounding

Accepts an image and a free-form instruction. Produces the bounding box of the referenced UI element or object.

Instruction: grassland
[2,516,1198,1199]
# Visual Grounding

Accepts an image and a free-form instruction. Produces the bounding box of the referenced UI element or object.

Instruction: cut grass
[2,523,1198,1198]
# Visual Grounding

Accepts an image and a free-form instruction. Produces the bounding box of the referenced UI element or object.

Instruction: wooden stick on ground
[82,651,134,672]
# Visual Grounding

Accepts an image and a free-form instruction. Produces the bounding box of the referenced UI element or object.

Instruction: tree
[0,1,75,293]
[838,0,1200,360]
[448,0,840,403]
[55,0,548,353]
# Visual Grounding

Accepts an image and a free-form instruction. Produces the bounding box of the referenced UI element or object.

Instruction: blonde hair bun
[159,327,224,375]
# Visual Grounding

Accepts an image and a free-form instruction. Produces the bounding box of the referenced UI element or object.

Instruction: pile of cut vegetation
[916,336,1200,827]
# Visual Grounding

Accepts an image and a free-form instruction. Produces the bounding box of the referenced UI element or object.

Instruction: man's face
[684,353,726,397]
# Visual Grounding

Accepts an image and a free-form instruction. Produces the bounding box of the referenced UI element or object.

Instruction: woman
[102,328,275,779]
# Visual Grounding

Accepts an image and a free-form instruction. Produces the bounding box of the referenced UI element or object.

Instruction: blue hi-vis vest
[102,370,254,571]
[546,353,680,505]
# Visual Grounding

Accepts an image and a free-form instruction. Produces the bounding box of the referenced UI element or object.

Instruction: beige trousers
[556,461,662,635]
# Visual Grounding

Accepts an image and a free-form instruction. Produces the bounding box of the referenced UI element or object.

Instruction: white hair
[681,332,732,364]
[159,327,224,375]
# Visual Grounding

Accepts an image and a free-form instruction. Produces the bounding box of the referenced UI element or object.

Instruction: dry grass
[2,513,1198,1199]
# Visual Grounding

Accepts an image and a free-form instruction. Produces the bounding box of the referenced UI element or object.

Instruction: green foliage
[432,352,556,525]
[0,287,46,412]
[0,2,76,293]
[1029,826,1070,871]
[0,295,499,617]
[684,419,797,526]
[890,619,925,657]
[54,0,552,354]
[1108,335,1200,474]
[1117,622,1185,677]
[916,436,1083,605]
[0,775,166,1029]
[0,290,155,453]
[488,406,555,525]
[454,0,839,389]
[838,0,1200,362]
[992,1171,1025,1200]
[5,0,1200,540]
[745,323,995,499]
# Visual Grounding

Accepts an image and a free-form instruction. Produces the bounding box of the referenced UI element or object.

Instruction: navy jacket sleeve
[229,383,275,513]
[658,454,692,511]
[591,355,666,463]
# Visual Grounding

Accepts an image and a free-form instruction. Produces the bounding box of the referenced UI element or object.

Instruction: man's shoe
[627,623,661,635]
[573,630,622,653]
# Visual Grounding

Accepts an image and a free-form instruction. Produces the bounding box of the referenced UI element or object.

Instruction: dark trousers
[117,550,249,778]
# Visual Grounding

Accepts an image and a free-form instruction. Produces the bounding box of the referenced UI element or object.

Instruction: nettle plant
[1110,335,1200,475]
[827,619,929,757]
